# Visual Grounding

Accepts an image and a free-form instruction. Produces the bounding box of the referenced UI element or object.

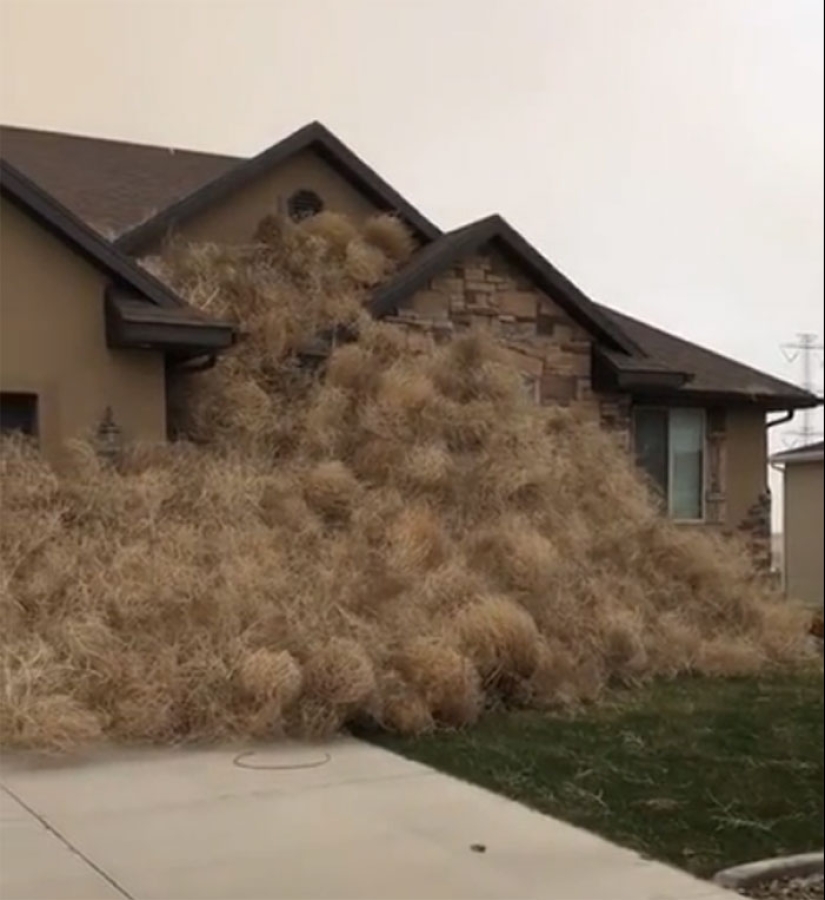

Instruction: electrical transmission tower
[781,332,824,446]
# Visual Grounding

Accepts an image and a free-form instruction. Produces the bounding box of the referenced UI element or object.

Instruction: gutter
[767,410,795,430]
[768,411,795,476]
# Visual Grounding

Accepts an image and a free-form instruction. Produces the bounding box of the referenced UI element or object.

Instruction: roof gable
[0,124,237,236]
[370,214,821,410]
[370,214,640,355]
[1,160,234,355]
[115,122,441,255]
[1,159,186,309]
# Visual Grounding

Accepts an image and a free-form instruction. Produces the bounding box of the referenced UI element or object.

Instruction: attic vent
[287,189,324,222]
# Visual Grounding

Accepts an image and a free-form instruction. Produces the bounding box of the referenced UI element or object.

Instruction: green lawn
[374,672,823,877]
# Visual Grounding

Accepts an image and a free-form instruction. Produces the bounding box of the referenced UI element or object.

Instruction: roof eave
[105,295,235,354]
[107,320,234,354]
[592,346,693,392]
[629,388,822,410]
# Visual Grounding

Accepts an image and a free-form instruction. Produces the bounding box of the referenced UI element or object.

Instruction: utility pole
[781,333,824,445]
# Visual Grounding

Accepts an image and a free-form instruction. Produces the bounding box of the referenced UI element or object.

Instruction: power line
[780,332,824,446]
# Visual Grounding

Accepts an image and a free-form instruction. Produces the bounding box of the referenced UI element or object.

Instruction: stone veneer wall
[378,244,770,569]
[705,408,728,527]
[382,247,631,444]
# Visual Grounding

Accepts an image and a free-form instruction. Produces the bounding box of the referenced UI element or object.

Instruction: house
[772,441,824,607]
[2,122,820,566]
[0,160,234,460]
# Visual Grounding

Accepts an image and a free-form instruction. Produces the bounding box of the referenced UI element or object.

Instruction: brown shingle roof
[599,305,819,408]
[0,125,238,237]
[3,124,819,411]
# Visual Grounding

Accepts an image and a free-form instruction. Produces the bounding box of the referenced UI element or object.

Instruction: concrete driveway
[0,738,731,900]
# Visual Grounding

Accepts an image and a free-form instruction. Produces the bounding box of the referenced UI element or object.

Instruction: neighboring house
[2,121,820,565]
[0,160,234,461]
[772,442,824,607]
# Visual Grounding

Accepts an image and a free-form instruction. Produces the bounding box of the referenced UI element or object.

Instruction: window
[0,392,39,438]
[633,407,705,520]
[287,189,324,222]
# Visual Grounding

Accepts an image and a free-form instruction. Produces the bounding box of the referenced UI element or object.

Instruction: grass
[375,673,824,877]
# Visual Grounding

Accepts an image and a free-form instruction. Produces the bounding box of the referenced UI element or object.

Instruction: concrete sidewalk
[0,738,731,900]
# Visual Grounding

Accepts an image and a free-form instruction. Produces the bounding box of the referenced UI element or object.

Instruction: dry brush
[0,212,816,750]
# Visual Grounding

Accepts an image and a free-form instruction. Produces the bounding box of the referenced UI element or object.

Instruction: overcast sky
[2,0,823,513]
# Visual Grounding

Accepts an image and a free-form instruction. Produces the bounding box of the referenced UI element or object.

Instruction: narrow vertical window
[633,407,705,521]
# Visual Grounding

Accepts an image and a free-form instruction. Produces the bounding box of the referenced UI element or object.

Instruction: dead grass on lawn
[0,212,816,751]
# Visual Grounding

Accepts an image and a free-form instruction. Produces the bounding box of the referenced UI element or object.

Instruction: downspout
[767,410,795,430]
[768,410,795,476]
[766,410,795,592]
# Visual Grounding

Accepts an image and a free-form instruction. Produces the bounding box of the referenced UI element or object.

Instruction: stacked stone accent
[383,247,627,434]
[377,243,768,570]
[705,408,728,527]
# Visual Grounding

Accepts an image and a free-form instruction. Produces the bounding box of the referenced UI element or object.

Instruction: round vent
[287,189,324,222]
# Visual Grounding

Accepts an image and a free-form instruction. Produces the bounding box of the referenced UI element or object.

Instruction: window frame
[632,405,706,524]
[287,189,324,222]
[0,391,40,439]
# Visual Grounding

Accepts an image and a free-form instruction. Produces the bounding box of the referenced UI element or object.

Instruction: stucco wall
[725,407,768,527]
[158,149,382,250]
[0,197,166,461]
[784,460,824,607]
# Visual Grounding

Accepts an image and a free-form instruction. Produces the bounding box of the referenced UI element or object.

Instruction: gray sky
[2,0,823,517]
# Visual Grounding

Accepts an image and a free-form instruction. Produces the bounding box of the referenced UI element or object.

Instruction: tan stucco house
[772,442,824,607]
[2,121,820,564]
[0,159,234,460]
